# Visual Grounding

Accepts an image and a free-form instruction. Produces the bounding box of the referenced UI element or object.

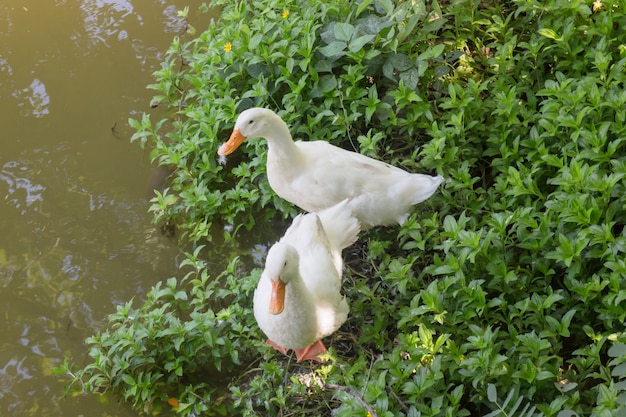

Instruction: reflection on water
[0,55,12,75]
[11,78,50,117]
[162,4,186,32]
[1,159,46,213]
[0,1,214,416]
[0,357,31,412]
[78,0,136,48]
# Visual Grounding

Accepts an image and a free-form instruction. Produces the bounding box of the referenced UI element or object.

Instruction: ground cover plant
[57,0,626,415]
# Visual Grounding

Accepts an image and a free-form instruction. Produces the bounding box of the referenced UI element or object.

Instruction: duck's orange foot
[266,339,289,355]
[295,340,327,363]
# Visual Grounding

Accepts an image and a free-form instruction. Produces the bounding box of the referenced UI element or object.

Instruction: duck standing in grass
[218,107,443,228]
[253,199,359,362]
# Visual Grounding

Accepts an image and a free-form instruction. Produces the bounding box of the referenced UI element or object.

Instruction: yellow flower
[224,42,232,53]
[592,0,602,12]
[282,9,289,19]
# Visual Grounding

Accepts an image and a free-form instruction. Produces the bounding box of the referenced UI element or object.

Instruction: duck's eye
[248,120,254,125]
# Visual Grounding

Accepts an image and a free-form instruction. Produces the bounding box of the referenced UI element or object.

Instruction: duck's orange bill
[269,278,286,315]
[217,128,246,156]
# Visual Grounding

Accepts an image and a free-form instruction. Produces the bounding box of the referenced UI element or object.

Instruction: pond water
[0,2,219,415]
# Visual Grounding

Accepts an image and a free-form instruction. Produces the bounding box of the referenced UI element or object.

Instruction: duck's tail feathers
[410,174,444,205]
[317,199,361,251]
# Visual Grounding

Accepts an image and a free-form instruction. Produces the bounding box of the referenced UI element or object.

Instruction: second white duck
[218,107,443,228]
[253,199,359,362]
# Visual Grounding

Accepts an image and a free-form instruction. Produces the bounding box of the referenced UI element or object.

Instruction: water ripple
[11,78,50,118]
[0,357,32,399]
[78,0,134,49]
[0,159,46,215]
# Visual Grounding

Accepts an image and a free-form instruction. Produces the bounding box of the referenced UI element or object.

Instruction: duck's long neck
[265,115,302,162]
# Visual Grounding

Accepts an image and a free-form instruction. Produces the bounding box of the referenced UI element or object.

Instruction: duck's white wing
[315,199,360,252]
[290,141,442,226]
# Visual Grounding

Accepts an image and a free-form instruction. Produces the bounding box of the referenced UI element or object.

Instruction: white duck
[253,199,359,362]
[218,107,443,228]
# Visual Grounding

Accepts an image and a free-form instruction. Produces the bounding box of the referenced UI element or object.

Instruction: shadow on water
[0,1,244,416]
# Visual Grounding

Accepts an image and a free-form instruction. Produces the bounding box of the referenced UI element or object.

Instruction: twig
[278,351,296,417]
[188,390,207,404]
[362,352,375,398]
[387,387,410,414]
[323,383,379,417]
[111,122,120,139]
[338,90,355,150]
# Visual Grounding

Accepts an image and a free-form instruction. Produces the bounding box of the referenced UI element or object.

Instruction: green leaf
[389,52,413,71]
[121,374,136,386]
[319,41,347,57]
[608,343,626,358]
[541,154,564,168]
[319,75,338,93]
[537,370,555,380]
[359,14,394,35]
[400,68,419,90]
[356,0,374,17]
[334,22,355,42]
[249,33,263,50]
[556,411,580,417]
[538,28,562,41]
[376,0,394,13]
[487,384,498,403]
[432,264,456,275]
[611,363,626,378]
[348,34,375,52]
[418,43,445,61]
[314,59,333,72]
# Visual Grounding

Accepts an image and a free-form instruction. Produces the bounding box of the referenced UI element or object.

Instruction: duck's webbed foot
[295,340,327,363]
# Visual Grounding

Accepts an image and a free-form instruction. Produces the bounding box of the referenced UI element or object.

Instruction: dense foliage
[58,0,626,416]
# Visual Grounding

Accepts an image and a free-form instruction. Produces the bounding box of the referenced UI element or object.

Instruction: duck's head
[218,108,279,156]
[264,242,299,315]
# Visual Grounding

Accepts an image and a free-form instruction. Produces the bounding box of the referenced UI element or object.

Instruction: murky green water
[0,2,217,415]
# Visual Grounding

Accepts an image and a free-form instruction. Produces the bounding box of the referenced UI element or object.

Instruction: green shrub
[59,0,626,415]
[56,252,259,416]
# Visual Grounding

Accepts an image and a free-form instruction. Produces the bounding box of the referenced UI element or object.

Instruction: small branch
[188,390,207,404]
[111,122,120,139]
[387,387,410,414]
[362,352,375,398]
[323,383,378,417]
